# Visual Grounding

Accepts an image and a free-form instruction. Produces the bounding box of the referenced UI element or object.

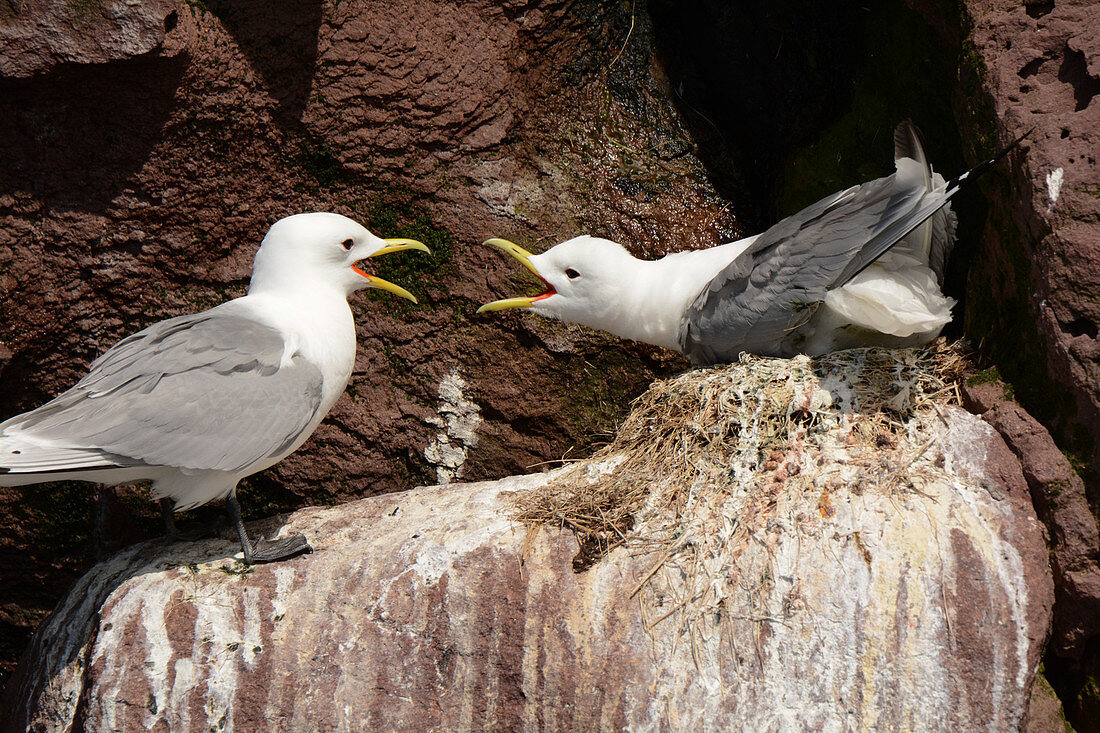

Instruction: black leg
[161,498,222,542]
[225,492,310,564]
[93,486,128,560]
[225,493,253,562]
[161,498,179,537]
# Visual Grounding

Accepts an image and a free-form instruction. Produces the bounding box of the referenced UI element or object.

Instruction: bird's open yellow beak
[477,238,556,313]
[352,238,430,304]
[375,238,431,257]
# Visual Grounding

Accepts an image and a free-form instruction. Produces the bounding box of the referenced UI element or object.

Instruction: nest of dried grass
[513,339,973,570]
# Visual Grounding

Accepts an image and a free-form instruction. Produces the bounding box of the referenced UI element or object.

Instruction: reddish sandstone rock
[965,379,1100,658]
[0,0,182,78]
[0,0,731,680]
[958,1,1100,441]
[2,361,1053,730]
[945,1,1100,716]
[0,0,733,493]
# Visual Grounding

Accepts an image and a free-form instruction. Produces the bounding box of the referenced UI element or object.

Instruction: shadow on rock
[206,0,325,125]
[0,55,187,213]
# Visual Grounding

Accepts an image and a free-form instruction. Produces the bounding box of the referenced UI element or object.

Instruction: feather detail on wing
[678,122,963,364]
[0,304,325,474]
[679,167,932,361]
[0,433,144,474]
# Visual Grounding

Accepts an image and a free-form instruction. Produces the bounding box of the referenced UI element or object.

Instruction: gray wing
[927,204,957,286]
[679,166,951,363]
[894,120,956,285]
[3,306,325,473]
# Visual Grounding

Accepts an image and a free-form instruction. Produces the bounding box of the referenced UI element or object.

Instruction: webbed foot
[245,533,312,564]
[225,493,311,565]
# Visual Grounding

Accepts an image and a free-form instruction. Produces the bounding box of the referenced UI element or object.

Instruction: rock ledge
[3,347,1054,731]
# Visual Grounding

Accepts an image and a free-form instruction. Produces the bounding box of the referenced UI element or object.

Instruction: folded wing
[0,305,324,474]
[679,123,953,363]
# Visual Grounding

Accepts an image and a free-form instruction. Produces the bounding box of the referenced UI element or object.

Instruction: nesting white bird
[0,212,429,563]
[480,122,1026,363]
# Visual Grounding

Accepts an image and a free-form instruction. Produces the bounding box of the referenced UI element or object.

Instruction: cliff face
[2,350,1055,730]
[945,1,1100,720]
[0,0,733,481]
[0,0,734,681]
[2,0,1099,723]
[959,0,1100,450]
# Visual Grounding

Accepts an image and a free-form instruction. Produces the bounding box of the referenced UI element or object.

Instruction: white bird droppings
[1046,167,1064,213]
[424,368,482,484]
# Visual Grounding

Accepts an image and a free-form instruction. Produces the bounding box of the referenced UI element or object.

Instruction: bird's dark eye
[565,268,580,279]
[341,238,355,250]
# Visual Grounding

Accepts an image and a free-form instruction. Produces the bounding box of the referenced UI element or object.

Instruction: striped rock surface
[4,408,1052,731]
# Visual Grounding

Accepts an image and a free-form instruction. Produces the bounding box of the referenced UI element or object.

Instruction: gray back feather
[679,144,952,364]
[4,305,325,472]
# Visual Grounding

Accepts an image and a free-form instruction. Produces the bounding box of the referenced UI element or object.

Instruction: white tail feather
[0,433,121,473]
[824,259,955,338]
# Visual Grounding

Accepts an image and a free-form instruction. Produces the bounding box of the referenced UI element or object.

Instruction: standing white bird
[0,212,429,564]
[479,122,1027,363]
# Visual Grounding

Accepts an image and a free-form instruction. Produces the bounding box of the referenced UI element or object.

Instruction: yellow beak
[374,238,432,257]
[477,238,555,313]
[353,238,430,304]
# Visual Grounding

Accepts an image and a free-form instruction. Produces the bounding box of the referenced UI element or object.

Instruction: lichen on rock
[424,368,482,484]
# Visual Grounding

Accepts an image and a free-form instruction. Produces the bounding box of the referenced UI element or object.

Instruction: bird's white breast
[235,291,357,412]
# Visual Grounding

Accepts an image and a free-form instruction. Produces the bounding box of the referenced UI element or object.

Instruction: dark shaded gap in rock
[1057,45,1100,113]
[1043,634,1100,729]
[1025,2,1055,20]
[1018,57,1046,79]
[646,0,873,230]
[646,0,978,339]
[1065,318,1099,340]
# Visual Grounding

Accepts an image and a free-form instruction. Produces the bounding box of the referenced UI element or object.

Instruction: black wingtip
[947,126,1033,191]
[989,126,1034,166]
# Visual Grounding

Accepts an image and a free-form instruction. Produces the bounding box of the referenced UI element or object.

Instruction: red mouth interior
[351,263,372,279]
[533,277,556,301]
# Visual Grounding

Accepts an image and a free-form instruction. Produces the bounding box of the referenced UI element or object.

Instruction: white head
[248,212,429,300]
[478,235,643,331]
